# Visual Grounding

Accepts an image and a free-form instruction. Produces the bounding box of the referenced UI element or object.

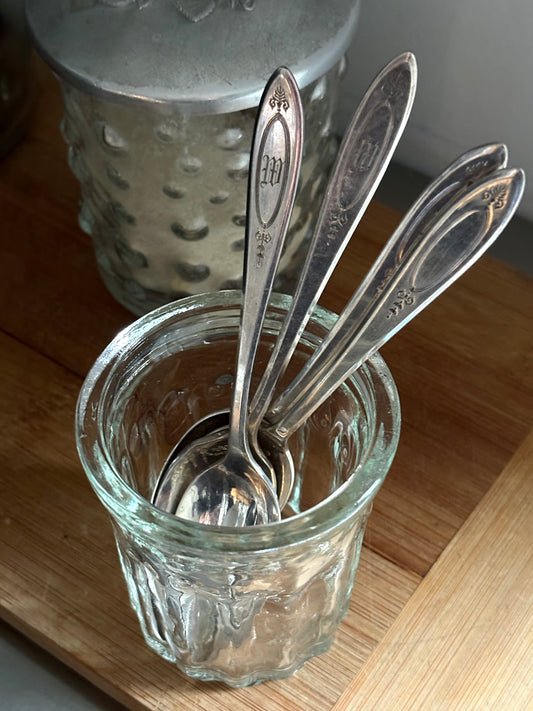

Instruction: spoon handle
[248,52,417,431]
[366,142,508,269]
[228,67,303,453]
[270,167,525,438]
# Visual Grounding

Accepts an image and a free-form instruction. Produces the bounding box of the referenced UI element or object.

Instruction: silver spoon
[155,167,525,517]
[169,67,303,526]
[265,166,525,461]
[249,51,417,436]
[152,142,509,513]
[152,50,417,511]
[260,140,510,503]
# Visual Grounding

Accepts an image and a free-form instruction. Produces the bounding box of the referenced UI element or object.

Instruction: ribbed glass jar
[75,291,401,686]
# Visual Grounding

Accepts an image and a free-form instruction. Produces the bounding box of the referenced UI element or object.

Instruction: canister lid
[25,0,359,114]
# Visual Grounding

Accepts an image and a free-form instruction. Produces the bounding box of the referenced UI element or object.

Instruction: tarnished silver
[151,51,417,510]
[25,0,360,112]
[152,142,512,513]
[269,167,525,434]
[178,168,526,516]
[249,51,418,433]
[156,67,303,525]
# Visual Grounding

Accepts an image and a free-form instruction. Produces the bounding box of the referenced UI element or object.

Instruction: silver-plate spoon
[249,51,417,433]
[168,67,303,526]
[263,167,525,480]
[152,142,509,512]
[155,167,525,517]
[152,51,417,511]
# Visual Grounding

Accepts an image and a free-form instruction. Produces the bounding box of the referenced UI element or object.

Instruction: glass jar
[26,0,360,314]
[75,291,401,686]
[0,1,34,157]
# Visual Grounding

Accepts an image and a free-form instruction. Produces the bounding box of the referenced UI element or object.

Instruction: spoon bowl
[175,446,281,526]
[152,143,512,513]
[154,165,524,514]
[154,414,296,515]
[164,66,303,526]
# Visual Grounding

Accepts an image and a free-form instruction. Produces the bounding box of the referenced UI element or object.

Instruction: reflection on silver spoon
[153,166,525,517]
[152,143,511,514]
[170,66,303,526]
[152,51,419,515]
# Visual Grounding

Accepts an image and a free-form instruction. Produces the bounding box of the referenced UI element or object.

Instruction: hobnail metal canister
[25,0,360,315]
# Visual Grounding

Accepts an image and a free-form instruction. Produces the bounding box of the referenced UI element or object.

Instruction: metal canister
[26,0,360,315]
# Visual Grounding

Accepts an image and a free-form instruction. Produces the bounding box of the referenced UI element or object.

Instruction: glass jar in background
[75,291,401,686]
[0,0,34,157]
[25,0,360,315]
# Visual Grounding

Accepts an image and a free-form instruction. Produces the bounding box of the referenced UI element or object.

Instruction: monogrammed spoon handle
[270,167,525,437]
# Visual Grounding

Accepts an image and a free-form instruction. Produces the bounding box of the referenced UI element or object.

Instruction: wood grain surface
[332,428,533,711]
[1,60,532,709]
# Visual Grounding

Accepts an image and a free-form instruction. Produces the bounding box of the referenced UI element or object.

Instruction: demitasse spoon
[167,67,303,526]
[152,142,510,513]
[154,168,525,518]
[152,51,418,512]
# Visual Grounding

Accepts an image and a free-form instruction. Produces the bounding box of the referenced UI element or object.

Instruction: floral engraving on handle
[386,288,415,319]
[380,64,411,101]
[465,158,491,176]
[324,207,350,246]
[376,268,395,294]
[255,230,272,266]
[269,86,290,113]
[481,184,508,209]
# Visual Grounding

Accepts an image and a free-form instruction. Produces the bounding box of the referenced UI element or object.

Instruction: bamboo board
[1,61,533,710]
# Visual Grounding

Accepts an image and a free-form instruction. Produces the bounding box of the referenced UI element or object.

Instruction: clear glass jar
[75,291,401,686]
[59,63,342,314]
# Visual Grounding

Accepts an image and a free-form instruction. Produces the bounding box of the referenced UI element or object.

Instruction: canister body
[59,65,342,313]
[26,0,360,313]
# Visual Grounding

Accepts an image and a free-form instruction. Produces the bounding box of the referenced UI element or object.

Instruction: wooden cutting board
[1,60,532,710]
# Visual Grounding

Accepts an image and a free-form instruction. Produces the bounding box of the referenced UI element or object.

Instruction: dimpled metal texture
[60,62,344,314]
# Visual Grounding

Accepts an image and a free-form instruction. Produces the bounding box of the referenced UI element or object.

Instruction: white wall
[340,0,533,220]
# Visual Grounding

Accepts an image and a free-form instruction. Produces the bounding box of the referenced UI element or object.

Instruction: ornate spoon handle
[270,167,525,438]
[249,52,418,431]
[227,66,303,454]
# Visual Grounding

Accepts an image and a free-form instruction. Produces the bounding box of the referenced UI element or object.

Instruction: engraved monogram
[255,230,271,266]
[481,185,508,209]
[386,288,415,318]
[352,138,380,173]
[261,154,284,187]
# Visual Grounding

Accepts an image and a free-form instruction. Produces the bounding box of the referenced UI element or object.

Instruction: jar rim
[26,0,360,113]
[76,290,401,552]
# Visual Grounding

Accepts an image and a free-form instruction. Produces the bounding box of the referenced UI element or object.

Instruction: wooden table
[1,63,533,710]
